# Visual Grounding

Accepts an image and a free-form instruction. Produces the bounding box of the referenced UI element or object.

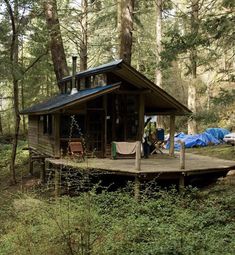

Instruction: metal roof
[22,59,191,115]
[59,59,122,83]
[21,83,120,115]
[58,59,191,115]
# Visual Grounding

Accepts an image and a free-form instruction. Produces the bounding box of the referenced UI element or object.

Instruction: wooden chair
[151,140,164,155]
[150,133,164,155]
[68,141,85,160]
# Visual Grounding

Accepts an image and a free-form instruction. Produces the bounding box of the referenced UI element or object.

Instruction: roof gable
[21,60,191,115]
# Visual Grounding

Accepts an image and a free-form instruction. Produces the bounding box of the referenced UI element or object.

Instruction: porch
[45,152,235,197]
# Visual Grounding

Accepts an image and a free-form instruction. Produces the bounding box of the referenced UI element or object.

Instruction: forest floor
[188,143,235,161]
[0,140,234,254]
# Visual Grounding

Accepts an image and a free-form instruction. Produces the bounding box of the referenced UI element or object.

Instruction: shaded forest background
[0,0,234,136]
[0,2,235,254]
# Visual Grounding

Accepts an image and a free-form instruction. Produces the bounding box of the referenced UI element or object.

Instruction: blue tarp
[205,128,230,140]
[165,128,229,150]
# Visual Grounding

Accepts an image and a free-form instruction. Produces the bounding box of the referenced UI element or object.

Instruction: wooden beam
[112,94,116,141]
[145,111,186,116]
[40,159,46,184]
[179,174,185,193]
[179,141,185,170]
[134,175,140,201]
[54,113,60,158]
[169,115,175,157]
[115,89,150,95]
[103,95,107,157]
[138,94,145,140]
[54,166,61,197]
[135,141,141,171]
[29,151,33,175]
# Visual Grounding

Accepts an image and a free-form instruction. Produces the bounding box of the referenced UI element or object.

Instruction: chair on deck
[151,140,164,155]
[150,129,165,155]
[68,141,85,160]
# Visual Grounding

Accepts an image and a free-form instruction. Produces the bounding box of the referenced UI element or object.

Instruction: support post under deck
[29,151,33,175]
[54,166,61,197]
[40,159,46,184]
[134,175,140,201]
[179,174,185,193]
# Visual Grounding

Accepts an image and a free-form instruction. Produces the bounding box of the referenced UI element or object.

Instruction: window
[43,115,52,134]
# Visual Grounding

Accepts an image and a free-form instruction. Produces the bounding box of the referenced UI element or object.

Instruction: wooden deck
[46,152,235,181]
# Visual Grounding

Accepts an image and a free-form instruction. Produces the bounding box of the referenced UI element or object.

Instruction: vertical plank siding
[28,114,59,157]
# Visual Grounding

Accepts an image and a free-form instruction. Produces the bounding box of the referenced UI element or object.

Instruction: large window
[43,115,52,135]
[60,115,85,138]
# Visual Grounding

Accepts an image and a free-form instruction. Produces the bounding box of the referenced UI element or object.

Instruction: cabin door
[86,109,104,157]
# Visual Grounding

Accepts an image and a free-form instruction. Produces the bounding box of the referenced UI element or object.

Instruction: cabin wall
[28,115,39,149]
[28,114,60,157]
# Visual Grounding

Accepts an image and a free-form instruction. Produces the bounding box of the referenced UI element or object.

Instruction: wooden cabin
[21,59,191,158]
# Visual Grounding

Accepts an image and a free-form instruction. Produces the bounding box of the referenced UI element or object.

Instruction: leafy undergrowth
[0,185,234,255]
[0,140,29,186]
[187,144,235,161]
[0,140,234,255]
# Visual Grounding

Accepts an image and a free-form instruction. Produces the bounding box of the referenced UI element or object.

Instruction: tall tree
[119,0,135,64]
[80,0,88,71]
[4,0,20,184]
[188,0,199,134]
[155,0,164,129]
[0,94,3,135]
[155,0,162,87]
[44,0,69,83]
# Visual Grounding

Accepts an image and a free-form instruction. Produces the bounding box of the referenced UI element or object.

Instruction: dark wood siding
[28,115,39,149]
[28,114,60,157]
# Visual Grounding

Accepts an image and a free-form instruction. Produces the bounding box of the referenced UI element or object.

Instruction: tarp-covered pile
[165,128,230,150]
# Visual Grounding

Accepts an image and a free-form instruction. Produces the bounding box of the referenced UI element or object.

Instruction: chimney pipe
[72,56,77,89]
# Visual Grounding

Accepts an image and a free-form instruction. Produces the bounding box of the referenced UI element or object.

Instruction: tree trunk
[155,0,162,87]
[11,78,20,184]
[119,0,135,65]
[155,0,164,129]
[80,0,88,71]
[20,80,26,134]
[4,0,20,184]
[188,0,199,134]
[0,114,3,135]
[20,41,26,134]
[44,0,69,83]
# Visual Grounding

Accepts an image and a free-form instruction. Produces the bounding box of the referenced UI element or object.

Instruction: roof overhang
[112,62,191,115]
[21,83,121,115]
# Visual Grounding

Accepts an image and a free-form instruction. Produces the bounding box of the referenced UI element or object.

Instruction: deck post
[134,175,140,200]
[135,141,141,171]
[40,159,46,184]
[169,115,175,157]
[29,150,33,175]
[54,166,61,197]
[179,173,185,192]
[54,113,61,158]
[179,141,186,170]
[138,94,145,140]
[103,95,107,157]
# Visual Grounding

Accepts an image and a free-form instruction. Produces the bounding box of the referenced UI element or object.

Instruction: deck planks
[46,152,235,178]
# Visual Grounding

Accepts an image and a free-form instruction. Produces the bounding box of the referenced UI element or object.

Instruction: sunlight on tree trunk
[155,0,162,87]
[188,0,199,134]
[80,0,88,71]
[119,0,135,65]
[155,0,164,129]
[44,0,69,83]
